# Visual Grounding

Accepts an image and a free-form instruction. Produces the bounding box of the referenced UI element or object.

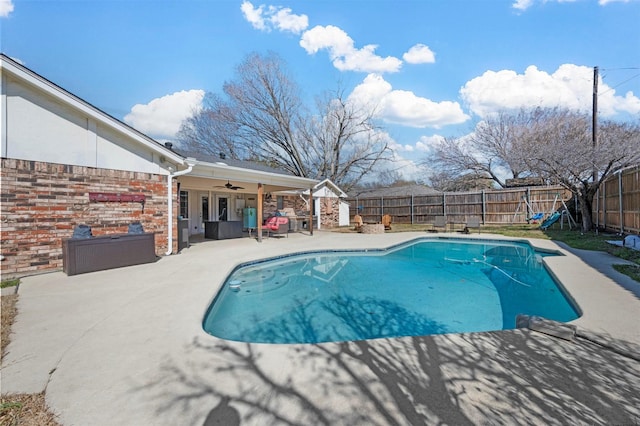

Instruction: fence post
[481,190,486,224]
[411,194,414,224]
[381,196,384,217]
[603,179,606,229]
[443,193,447,216]
[595,189,599,229]
[618,170,624,234]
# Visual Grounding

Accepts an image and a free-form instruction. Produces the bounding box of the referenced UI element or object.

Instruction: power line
[599,72,640,95]
[598,67,640,96]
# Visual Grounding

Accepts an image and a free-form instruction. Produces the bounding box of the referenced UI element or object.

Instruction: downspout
[165,158,196,255]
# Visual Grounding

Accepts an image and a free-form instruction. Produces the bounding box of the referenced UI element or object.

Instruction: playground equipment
[513,196,546,223]
[540,212,561,230]
[541,194,577,230]
[513,193,577,230]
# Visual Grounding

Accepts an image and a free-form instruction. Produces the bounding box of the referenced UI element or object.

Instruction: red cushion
[264,216,288,230]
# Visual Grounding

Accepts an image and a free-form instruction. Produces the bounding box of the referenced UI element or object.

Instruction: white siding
[339,201,350,226]
[3,74,165,174]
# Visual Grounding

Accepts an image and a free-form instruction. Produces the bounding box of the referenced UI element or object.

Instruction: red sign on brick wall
[89,192,146,203]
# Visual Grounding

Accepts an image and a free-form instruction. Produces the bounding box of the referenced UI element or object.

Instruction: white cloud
[124,90,205,140]
[599,0,639,4]
[270,6,308,33]
[240,1,308,34]
[240,1,266,30]
[415,135,445,152]
[513,0,636,10]
[512,0,535,10]
[349,74,470,128]
[0,0,14,17]
[300,25,402,73]
[460,64,640,118]
[403,44,436,64]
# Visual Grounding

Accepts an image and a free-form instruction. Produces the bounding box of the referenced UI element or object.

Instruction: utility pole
[592,66,599,183]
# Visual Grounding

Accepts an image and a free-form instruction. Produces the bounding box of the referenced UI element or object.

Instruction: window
[179,191,189,218]
[277,195,284,210]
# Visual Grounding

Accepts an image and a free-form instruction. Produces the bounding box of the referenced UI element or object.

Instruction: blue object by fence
[540,212,561,230]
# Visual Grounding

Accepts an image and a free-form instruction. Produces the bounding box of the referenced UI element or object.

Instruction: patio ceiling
[177,161,318,193]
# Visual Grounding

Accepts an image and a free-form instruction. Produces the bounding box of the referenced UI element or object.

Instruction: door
[218,197,228,221]
[198,193,210,234]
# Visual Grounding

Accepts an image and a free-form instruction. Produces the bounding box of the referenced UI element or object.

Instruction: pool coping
[2,231,639,425]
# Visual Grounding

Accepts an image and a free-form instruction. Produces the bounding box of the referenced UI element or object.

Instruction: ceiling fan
[214,180,244,191]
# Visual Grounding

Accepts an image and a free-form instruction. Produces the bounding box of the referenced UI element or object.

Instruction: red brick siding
[1,159,176,277]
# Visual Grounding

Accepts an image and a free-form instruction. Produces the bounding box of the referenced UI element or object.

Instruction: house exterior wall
[2,72,169,174]
[0,158,175,278]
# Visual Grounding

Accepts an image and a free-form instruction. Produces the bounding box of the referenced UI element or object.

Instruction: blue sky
[2,0,639,179]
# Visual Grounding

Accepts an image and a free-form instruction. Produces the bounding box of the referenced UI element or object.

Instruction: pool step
[516,315,577,341]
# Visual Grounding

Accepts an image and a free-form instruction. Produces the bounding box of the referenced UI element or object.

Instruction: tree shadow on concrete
[144,304,640,425]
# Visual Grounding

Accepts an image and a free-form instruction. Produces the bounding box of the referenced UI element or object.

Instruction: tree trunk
[578,192,595,232]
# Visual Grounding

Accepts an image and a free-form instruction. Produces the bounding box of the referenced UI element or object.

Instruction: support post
[308,186,313,236]
[257,183,263,242]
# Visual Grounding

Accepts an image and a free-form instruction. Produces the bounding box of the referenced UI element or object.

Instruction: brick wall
[263,195,340,228]
[263,195,310,219]
[318,197,340,228]
[1,159,175,278]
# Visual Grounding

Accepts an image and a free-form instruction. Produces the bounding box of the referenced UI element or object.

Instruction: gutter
[165,158,197,255]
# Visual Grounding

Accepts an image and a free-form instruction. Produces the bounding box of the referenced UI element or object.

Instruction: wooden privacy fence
[347,186,573,225]
[594,165,640,234]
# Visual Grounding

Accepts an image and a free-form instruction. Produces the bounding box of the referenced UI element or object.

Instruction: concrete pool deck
[1,231,639,425]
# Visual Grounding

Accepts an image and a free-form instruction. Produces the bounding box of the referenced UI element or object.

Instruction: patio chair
[268,223,289,238]
[264,216,289,238]
[430,216,447,233]
[382,214,392,230]
[463,217,481,234]
[354,214,363,232]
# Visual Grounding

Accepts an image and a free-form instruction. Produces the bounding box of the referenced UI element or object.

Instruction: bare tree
[424,107,640,230]
[424,111,535,188]
[301,89,392,190]
[428,170,494,192]
[176,93,243,158]
[176,52,390,190]
[520,109,640,231]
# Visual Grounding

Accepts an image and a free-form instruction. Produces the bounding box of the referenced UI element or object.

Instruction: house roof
[349,184,441,198]
[175,149,318,193]
[174,150,292,176]
[314,179,348,198]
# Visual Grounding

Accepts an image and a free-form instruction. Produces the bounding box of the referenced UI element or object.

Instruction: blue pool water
[203,238,580,344]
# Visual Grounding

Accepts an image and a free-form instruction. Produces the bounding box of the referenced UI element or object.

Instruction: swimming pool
[203,238,580,344]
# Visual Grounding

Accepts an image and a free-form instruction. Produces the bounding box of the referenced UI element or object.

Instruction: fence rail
[594,165,640,234]
[347,186,572,225]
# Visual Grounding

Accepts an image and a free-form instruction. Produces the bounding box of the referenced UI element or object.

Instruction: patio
[2,231,639,425]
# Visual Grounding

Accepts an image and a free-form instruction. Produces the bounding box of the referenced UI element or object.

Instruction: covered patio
[172,153,318,244]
